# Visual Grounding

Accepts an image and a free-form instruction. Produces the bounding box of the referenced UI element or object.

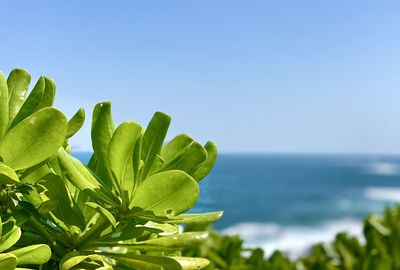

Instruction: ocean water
[74,152,400,257]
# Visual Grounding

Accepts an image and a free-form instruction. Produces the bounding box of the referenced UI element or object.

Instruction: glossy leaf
[140,112,171,181]
[137,221,178,236]
[58,148,119,205]
[161,134,194,162]
[0,220,21,253]
[85,202,117,228]
[137,232,208,250]
[0,108,67,170]
[105,232,208,251]
[35,76,56,110]
[10,244,51,265]
[20,163,54,185]
[113,254,181,270]
[172,256,210,270]
[59,252,112,270]
[0,253,17,270]
[108,121,143,202]
[7,69,31,123]
[0,72,8,138]
[58,148,100,190]
[192,141,218,182]
[129,170,199,216]
[170,211,223,225]
[66,108,85,139]
[0,164,19,185]
[91,102,115,190]
[160,139,207,176]
[8,76,45,130]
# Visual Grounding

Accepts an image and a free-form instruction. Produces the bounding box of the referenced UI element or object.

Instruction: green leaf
[8,76,45,130]
[20,163,54,185]
[7,69,31,124]
[137,221,178,236]
[0,108,67,170]
[170,211,223,225]
[108,121,143,203]
[59,252,111,270]
[0,72,9,138]
[57,148,119,206]
[192,141,217,182]
[171,256,210,270]
[137,232,208,249]
[0,253,17,270]
[129,170,199,217]
[85,202,117,228]
[113,254,181,270]
[66,108,85,139]
[10,244,51,265]
[106,232,208,251]
[35,76,56,110]
[161,134,194,162]
[160,137,207,177]
[91,102,114,169]
[40,173,86,228]
[58,148,100,190]
[140,112,171,181]
[91,102,115,190]
[0,164,19,185]
[0,219,21,253]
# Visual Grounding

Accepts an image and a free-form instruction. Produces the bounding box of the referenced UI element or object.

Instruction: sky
[1,1,400,153]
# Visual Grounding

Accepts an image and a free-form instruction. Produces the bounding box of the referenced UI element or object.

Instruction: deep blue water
[73,153,400,256]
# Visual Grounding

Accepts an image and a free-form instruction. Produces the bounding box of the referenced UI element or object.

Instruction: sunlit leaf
[0,108,67,170]
[7,69,31,124]
[0,72,9,138]
[140,112,171,181]
[66,108,85,139]
[129,170,199,217]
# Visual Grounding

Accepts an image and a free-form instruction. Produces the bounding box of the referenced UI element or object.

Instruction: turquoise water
[74,152,400,256]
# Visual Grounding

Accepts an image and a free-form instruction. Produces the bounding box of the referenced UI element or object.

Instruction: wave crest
[222,219,363,258]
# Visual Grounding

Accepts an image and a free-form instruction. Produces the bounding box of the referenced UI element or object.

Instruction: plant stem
[76,217,109,249]
[29,217,65,258]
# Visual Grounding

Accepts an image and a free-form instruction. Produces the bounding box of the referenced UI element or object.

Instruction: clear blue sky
[2,1,400,153]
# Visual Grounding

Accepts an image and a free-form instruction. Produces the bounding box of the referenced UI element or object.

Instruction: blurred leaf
[170,211,223,225]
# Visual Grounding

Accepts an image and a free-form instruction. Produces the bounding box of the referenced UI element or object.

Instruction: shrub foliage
[187,207,400,270]
[0,68,221,269]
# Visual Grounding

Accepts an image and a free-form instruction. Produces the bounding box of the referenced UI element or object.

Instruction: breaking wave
[222,218,363,258]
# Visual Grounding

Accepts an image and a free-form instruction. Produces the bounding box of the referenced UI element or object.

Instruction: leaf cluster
[0,68,222,269]
[185,206,400,270]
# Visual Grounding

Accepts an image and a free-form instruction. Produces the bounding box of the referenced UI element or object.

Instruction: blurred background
[2,0,400,257]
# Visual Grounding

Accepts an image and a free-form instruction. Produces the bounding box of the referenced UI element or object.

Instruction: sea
[74,152,400,258]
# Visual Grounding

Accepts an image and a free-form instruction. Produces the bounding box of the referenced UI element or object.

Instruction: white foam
[222,218,363,258]
[364,162,400,176]
[364,186,400,202]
